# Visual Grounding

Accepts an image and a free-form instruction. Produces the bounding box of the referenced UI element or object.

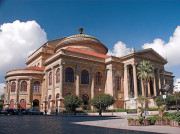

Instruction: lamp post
[99,88,102,116]
[45,95,47,115]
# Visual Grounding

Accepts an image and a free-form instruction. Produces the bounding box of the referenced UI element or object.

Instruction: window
[95,72,102,86]
[21,81,27,92]
[11,82,16,92]
[65,67,74,83]
[116,77,121,90]
[49,72,52,85]
[56,68,60,83]
[33,81,40,94]
[81,70,89,84]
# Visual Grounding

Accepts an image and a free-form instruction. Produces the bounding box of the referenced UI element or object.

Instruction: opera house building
[4,29,174,113]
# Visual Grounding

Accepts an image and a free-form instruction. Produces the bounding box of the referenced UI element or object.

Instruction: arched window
[21,81,27,92]
[33,81,40,94]
[95,72,102,86]
[65,67,74,83]
[81,70,89,84]
[11,82,16,92]
[116,77,121,90]
[56,68,60,83]
[49,72,52,85]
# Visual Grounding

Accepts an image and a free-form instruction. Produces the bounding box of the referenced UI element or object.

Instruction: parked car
[0,109,6,115]
[28,109,43,115]
[5,108,18,115]
[22,109,29,115]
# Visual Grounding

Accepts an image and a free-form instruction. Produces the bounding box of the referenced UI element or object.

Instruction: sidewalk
[72,115,180,134]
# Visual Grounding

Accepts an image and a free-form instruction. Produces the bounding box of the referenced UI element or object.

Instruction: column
[7,81,10,105]
[157,69,161,89]
[75,65,80,96]
[153,69,157,96]
[28,78,32,104]
[106,65,114,96]
[124,65,129,100]
[43,71,48,113]
[162,69,165,85]
[132,64,138,99]
[90,67,95,99]
[15,79,19,107]
[41,78,45,105]
[59,61,64,98]
[51,67,55,101]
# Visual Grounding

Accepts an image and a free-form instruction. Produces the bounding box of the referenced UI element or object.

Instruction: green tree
[90,94,115,116]
[137,60,154,109]
[155,95,164,108]
[166,94,176,107]
[0,94,4,109]
[0,94,4,100]
[174,92,180,111]
[63,94,82,114]
[137,95,150,108]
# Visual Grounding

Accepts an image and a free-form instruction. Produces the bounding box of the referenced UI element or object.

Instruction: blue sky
[0,0,180,83]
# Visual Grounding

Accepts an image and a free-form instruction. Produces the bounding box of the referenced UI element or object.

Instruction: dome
[54,29,108,55]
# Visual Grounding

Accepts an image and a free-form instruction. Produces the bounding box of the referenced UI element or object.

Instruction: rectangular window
[116,77,121,90]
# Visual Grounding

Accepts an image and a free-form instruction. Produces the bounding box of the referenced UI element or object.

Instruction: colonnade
[124,64,165,100]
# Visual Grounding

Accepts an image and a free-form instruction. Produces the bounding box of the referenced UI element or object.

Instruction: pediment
[135,49,167,64]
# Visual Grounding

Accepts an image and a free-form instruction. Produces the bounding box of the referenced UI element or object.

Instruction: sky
[0,0,180,91]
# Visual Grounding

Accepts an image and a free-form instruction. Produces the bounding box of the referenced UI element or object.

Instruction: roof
[24,67,45,71]
[66,47,109,58]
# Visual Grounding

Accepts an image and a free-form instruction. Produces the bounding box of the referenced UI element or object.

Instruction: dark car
[28,109,43,115]
[0,109,6,115]
[5,108,18,115]
[22,109,29,115]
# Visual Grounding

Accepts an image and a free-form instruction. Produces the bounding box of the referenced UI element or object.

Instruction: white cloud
[142,26,180,67]
[0,83,5,96]
[0,20,47,77]
[107,41,131,57]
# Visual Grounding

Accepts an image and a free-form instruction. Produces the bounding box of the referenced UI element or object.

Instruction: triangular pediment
[135,48,167,64]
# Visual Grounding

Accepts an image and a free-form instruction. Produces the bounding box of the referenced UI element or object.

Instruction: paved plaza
[0,115,179,134]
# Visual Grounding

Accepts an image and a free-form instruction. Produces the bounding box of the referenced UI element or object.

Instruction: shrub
[135,117,144,123]
[127,117,134,122]
[63,94,82,113]
[146,115,159,125]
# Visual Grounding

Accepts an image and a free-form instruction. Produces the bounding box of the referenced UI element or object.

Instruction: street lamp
[45,95,47,115]
[99,88,102,116]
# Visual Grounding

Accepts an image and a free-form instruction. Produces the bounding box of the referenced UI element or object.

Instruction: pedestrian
[56,107,58,116]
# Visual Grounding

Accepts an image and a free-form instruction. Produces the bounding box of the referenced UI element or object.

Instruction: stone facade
[4,30,174,112]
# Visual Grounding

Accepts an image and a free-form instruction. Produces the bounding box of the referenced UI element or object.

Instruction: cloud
[0,20,47,77]
[107,41,131,57]
[0,83,5,96]
[142,26,180,67]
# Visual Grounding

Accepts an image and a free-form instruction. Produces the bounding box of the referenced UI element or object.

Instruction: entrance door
[82,94,89,110]
[32,99,39,110]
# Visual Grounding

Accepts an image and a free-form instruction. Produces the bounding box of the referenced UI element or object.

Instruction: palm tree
[137,60,154,109]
